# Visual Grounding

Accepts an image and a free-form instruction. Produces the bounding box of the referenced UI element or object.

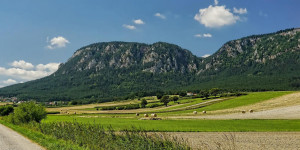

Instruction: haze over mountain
[0,28,300,102]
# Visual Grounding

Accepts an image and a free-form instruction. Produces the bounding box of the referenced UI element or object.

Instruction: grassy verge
[0,120,86,150]
[44,115,300,132]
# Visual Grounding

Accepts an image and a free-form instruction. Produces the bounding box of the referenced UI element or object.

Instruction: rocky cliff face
[57,42,202,75]
[202,28,300,74]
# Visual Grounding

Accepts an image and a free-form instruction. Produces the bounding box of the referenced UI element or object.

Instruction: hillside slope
[0,28,300,101]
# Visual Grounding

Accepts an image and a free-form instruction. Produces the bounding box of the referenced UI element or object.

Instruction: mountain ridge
[1,28,300,102]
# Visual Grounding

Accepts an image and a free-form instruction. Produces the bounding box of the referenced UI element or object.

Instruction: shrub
[0,105,14,116]
[140,99,147,108]
[7,101,47,124]
[146,103,164,108]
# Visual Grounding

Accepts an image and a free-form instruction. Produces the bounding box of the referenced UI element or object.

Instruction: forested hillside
[0,28,299,102]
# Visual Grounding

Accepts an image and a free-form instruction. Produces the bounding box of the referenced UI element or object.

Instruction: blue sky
[0,0,299,87]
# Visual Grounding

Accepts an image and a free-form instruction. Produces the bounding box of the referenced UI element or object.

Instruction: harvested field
[171,92,300,119]
[168,132,300,150]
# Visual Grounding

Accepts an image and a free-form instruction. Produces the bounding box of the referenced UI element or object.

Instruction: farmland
[1,91,300,149]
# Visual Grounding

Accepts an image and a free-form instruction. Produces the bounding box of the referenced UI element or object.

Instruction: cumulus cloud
[133,19,145,25]
[202,54,211,58]
[233,7,247,14]
[214,0,219,5]
[154,13,166,19]
[0,61,60,82]
[11,60,34,70]
[36,63,60,72]
[123,24,136,30]
[194,5,240,28]
[46,36,70,49]
[194,33,212,38]
[3,79,17,85]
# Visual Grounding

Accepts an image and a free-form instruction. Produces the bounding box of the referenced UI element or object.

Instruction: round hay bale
[136,113,139,116]
[242,110,246,114]
[193,111,197,114]
[144,114,148,117]
[151,113,157,117]
[202,111,206,114]
[249,109,254,113]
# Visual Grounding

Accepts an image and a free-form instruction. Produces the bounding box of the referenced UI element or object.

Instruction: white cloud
[194,34,202,38]
[0,61,60,81]
[46,36,70,49]
[214,0,219,5]
[233,7,247,14]
[154,13,166,19]
[202,54,211,58]
[11,60,34,70]
[36,63,60,72]
[123,24,136,30]
[194,5,240,28]
[133,19,145,25]
[194,33,212,38]
[3,79,17,85]
[203,33,212,37]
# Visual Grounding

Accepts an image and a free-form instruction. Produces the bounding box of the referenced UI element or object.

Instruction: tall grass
[28,121,191,150]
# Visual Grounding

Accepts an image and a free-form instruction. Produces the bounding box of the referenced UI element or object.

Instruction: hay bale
[136,113,139,116]
[202,110,206,114]
[249,109,254,113]
[193,111,197,114]
[144,114,148,117]
[151,113,157,117]
[242,110,246,114]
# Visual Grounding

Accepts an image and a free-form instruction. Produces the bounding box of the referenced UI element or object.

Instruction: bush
[101,104,140,110]
[0,105,14,116]
[7,101,47,124]
[146,103,164,108]
[140,99,147,108]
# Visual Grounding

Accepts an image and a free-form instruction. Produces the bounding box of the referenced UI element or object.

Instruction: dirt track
[168,132,300,150]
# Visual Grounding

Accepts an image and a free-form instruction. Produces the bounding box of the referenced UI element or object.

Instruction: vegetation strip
[44,116,300,132]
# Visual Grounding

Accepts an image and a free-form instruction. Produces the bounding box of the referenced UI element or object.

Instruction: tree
[160,95,170,107]
[179,92,187,97]
[140,99,148,108]
[8,101,47,124]
[156,92,163,99]
[209,88,220,97]
[199,90,210,99]
[171,96,179,103]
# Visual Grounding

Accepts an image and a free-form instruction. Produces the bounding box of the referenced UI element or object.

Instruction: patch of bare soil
[167,132,300,150]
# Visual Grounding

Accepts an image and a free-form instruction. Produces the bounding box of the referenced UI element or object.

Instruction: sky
[0,0,299,88]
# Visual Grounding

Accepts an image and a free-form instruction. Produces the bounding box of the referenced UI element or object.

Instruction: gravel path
[167,132,300,150]
[0,124,44,150]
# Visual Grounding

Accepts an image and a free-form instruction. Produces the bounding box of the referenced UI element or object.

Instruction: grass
[43,115,300,132]
[0,120,86,150]
[160,91,293,115]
